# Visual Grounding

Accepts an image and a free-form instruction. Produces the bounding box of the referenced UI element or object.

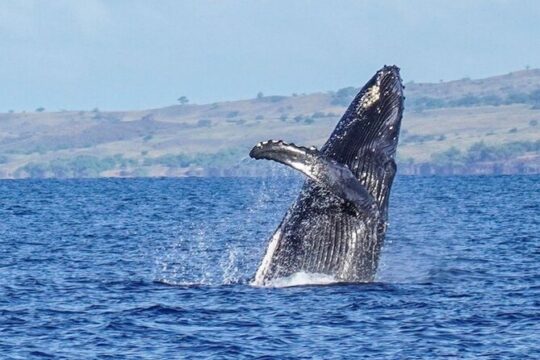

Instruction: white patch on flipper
[264,272,338,288]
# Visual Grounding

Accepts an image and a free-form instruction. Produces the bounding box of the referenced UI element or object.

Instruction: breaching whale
[250,65,404,286]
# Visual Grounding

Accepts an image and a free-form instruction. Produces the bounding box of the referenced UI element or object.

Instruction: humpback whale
[250,65,404,286]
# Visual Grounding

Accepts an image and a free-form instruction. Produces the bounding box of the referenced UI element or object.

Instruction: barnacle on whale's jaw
[357,65,403,111]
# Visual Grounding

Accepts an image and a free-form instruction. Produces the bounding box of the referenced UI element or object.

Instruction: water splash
[261,272,339,288]
[153,224,214,286]
[153,173,302,286]
[220,244,241,285]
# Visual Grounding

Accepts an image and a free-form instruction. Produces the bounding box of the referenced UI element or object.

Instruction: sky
[1,0,539,111]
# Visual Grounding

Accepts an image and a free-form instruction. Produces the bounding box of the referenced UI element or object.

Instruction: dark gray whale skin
[250,66,404,286]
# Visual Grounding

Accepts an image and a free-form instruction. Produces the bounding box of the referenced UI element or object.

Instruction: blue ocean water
[0,175,538,359]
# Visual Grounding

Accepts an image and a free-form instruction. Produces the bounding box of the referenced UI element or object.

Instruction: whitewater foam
[260,271,339,288]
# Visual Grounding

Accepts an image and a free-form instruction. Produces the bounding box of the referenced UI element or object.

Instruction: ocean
[1,175,538,358]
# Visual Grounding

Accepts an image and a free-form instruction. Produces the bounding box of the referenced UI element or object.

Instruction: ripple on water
[0,176,539,358]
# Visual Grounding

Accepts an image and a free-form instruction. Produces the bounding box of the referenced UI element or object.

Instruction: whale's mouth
[252,271,340,288]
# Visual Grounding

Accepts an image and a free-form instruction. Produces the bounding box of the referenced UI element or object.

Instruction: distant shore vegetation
[430,140,540,166]
[15,148,246,179]
[12,141,539,179]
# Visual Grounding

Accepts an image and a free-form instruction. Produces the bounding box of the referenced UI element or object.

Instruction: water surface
[1,176,539,358]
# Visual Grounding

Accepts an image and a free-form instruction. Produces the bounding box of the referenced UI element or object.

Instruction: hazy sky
[1,0,539,111]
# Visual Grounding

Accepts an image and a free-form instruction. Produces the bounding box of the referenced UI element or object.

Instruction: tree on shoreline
[177,96,189,105]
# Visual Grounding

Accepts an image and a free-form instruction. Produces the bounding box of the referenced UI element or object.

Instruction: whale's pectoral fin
[250,140,378,215]
[250,140,318,172]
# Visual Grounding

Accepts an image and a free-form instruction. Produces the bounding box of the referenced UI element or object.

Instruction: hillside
[1,69,539,178]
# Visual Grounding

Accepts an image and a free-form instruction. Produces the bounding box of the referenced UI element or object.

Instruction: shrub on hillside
[530,89,540,109]
[197,119,212,127]
[331,87,357,106]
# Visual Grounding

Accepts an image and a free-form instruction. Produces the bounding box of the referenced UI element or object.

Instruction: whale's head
[322,65,404,165]
[355,66,403,111]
